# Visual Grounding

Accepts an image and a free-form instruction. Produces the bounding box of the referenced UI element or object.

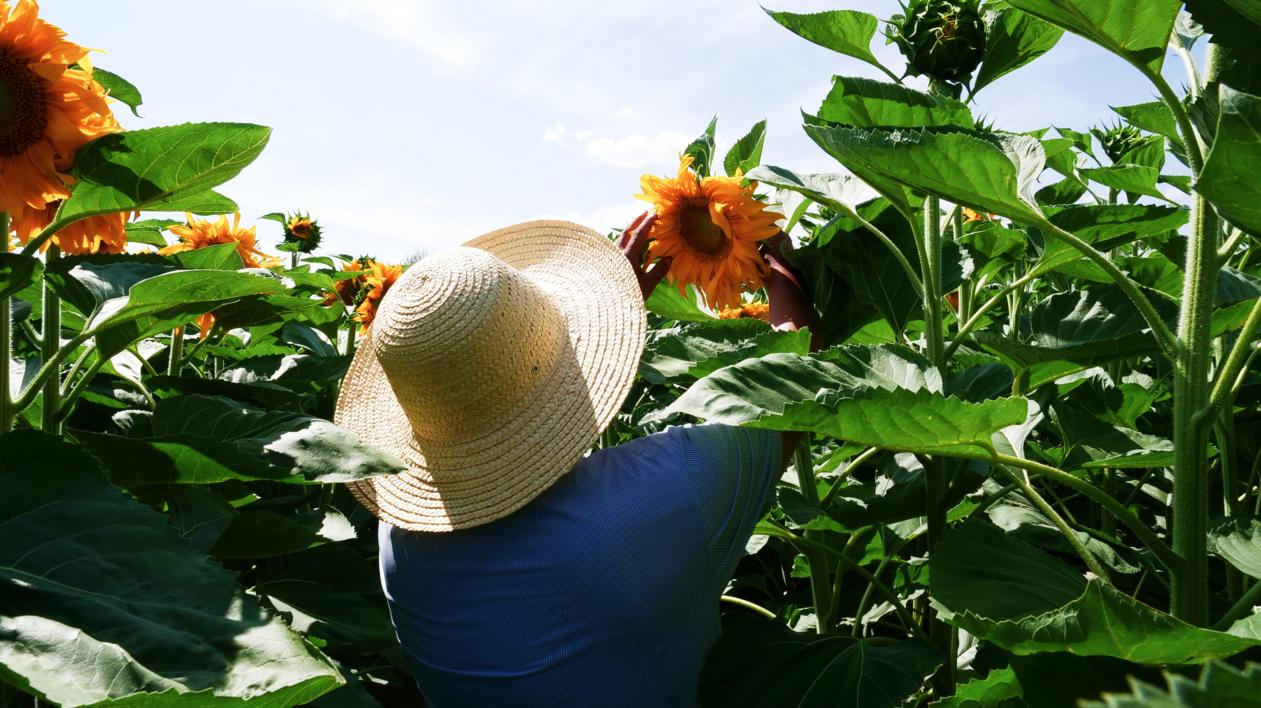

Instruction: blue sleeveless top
[377,424,782,707]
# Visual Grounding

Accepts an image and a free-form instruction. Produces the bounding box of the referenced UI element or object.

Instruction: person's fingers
[623,213,658,264]
[618,212,649,251]
[641,256,672,296]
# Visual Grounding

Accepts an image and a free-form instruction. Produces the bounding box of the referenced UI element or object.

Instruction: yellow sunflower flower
[636,156,782,310]
[324,258,369,307]
[193,312,215,341]
[717,301,771,322]
[159,212,281,269]
[962,207,993,223]
[11,200,127,254]
[286,215,314,239]
[354,259,403,333]
[0,0,123,252]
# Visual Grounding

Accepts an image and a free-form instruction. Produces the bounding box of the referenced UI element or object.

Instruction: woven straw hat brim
[334,220,646,532]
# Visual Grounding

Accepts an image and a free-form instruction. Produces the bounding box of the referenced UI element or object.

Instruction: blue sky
[45,1,1197,261]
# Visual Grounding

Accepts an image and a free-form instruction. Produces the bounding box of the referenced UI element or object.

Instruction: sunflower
[354,259,403,333]
[279,211,322,253]
[0,1,120,226]
[159,212,281,269]
[11,199,126,254]
[193,312,215,341]
[323,257,370,307]
[717,301,771,322]
[962,208,993,223]
[636,156,781,309]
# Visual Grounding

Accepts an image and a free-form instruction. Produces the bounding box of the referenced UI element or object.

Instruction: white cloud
[573,130,595,141]
[550,201,647,235]
[583,130,691,170]
[299,0,480,69]
[542,124,567,142]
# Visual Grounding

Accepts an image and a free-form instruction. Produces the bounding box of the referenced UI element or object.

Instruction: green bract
[889,0,986,87]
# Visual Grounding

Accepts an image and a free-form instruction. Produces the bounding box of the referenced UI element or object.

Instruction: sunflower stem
[167,327,184,378]
[40,246,61,434]
[922,194,953,694]
[1170,44,1224,627]
[0,211,12,433]
[795,434,833,634]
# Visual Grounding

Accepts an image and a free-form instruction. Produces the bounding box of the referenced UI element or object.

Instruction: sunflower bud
[1091,123,1146,164]
[890,0,986,87]
[279,211,323,253]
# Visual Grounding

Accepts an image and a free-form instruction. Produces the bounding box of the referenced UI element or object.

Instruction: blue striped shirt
[377,424,782,707]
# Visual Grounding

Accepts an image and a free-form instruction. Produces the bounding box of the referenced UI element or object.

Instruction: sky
[43,1,1199,262]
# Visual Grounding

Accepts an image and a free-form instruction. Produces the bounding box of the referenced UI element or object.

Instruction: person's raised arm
[761,231,819,469]
[618,212,671,301]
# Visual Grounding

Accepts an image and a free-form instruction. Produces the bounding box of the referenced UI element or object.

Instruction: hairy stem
[1033,216,1177,357]
[795,435,833,633]
[762,520,924,640]
[40,247,61,433]
[998,465,1110,581]
[991,453,1183,573]
[0,212,10,433]
[1170,44,1225,626]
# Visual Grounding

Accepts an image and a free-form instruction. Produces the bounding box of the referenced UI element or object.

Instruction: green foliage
[0,431,343,706]
[1084,662,1261,707]
[763,8,895,80]
[697,616,941,708]
[77,394,404,486]
[973,4,1063,94]
[92,67,144,116]
[1198,86,1261,235]
[725,120,767,177]
[56,122,271,227]
[6,0,1261,705]
[1006,0,1180,73]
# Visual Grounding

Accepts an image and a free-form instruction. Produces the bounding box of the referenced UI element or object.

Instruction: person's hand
[618,212,671,302]
[759,231,802,291]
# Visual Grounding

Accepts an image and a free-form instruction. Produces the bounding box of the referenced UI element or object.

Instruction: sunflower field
[3,0,1261,706]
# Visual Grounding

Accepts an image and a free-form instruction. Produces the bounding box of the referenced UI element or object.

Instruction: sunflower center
[0,51,48,158]
[678,198,728,257]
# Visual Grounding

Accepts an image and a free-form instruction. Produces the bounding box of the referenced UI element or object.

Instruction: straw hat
[334,220,646,532]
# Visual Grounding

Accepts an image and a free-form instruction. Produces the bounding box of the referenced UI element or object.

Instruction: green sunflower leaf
[1209,517,1261,581]
[1197,85,1261,235]
[805,123,1045,224]
[817,76,974,128]
[74,394,405,487]
[763,8,897,81]
[1083,662,1261,707]
[697,616,942,708]
[57,122,270,225]
[0,430,343,706]
[932,521,1261,664]
[0,253,43,300]
[91,66,143,117]
[724,120,767,177]
[662,347,1028,458]
[1006,0,1181,74]
[973,5,1064,94]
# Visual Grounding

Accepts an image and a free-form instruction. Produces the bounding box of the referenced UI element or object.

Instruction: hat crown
[372,247,567,443]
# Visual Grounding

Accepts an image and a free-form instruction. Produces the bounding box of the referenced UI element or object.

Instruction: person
[333,213,814,707]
